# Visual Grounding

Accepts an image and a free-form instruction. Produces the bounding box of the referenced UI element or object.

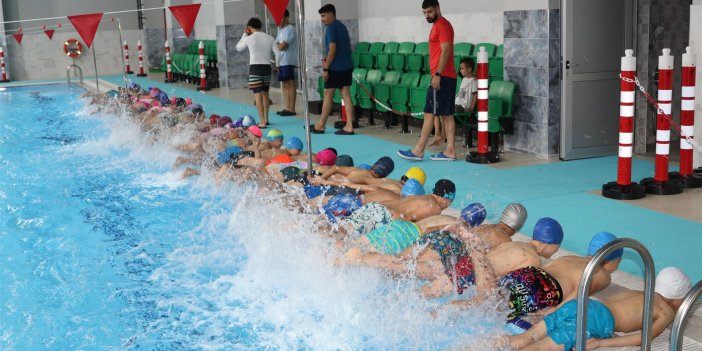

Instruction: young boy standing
[455,58,477,113]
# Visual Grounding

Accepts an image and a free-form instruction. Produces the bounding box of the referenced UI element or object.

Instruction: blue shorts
[424,77,457,116]
[278,65,295,81]
[544,299,615,351]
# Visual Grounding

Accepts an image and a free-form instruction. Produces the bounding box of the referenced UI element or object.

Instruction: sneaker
[397,149,423,161]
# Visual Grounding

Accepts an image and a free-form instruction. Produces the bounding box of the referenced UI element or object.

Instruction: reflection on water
[0,85,507,350]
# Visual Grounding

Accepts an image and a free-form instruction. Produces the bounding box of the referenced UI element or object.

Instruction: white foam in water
[64,98,511,350]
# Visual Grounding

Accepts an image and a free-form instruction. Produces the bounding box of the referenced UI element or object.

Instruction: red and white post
[603,49,646,200]
[0,46,9,83]
[641,48,684,195]
[137,40,147,77]
[670,46,702,187]
[467,46,499,164]
[197,41,209,91]
[123,41,133,74]
[164,41,175,83]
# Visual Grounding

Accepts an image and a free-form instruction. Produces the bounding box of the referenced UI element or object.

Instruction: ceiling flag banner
[263,0,289,26]
[43,26,55,40]
[67,12,103,48]
[12,33,23,44]
[168,4,201,38]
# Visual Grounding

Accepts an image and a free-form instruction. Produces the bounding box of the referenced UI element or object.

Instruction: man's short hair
[318,4,336,16]
[284,10,290,18]
[247,17,262,29]
[422,0,440,9]
[460,57,475,70]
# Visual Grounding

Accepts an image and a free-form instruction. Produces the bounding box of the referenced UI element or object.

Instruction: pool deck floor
[5,76,702,348]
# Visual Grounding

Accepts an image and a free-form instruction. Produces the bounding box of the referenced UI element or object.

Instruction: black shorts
[424,77,457,116]
[249,64,272,93]
[325,69,353,89]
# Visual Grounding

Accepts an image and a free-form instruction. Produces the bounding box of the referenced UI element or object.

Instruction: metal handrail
[670,280,702,350]
[575,238,656,351]
[67,64,83,84]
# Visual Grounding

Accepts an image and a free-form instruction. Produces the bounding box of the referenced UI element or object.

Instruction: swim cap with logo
[371,156,395,178]
[461,203,487,227]
[499,203,527,231]
[532,217,564,245]
[284,137,304,151]
[323,193,362,223]
[432,179,456,201]
[403,167,427,185]
[400,179,425,197]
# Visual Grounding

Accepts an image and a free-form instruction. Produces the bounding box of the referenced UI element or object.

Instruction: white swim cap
[655,267,692,300]
[500,203,527,230]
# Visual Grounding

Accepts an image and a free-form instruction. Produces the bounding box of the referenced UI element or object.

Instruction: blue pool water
[0,84,505,350]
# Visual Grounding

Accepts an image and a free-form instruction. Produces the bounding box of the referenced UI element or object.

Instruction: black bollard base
[164,79,177,83]
[668,172,702,189]
[0,79,10,83]
[601,181,646,200]
[467,151,500,164]
[126,71,134,75]
[136,73,148,77]
[640,177,684,195]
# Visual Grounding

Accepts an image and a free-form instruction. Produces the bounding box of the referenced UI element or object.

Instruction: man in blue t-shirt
[312,4,355,136]
[275,10,298,117]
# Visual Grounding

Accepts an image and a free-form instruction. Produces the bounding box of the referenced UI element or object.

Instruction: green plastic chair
[454,43,474,58]
[409,74,432,118]
[375,42,399,71]
[360,42,384,69]
[489,57,504,82]
[350,68,368,106]
[352,42,370,68]
[391,72,421,114]
[373,71,402,113]
[407,42,428,72]
[358,69,384,111]
[390,42,415,71]
[496,44,504,58]
[187,41,199,55]
[423,54,431,73]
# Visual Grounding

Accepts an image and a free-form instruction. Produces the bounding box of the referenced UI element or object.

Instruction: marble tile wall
[145,28,166,70]
[216,24,249,89]
[502,9,560,158]
[5,29,144,81]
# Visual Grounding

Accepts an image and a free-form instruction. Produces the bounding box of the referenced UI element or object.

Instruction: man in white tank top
[236,17,278,129]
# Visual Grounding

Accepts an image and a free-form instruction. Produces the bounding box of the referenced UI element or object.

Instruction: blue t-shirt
[275,25,298,66]
[324,20,353,71]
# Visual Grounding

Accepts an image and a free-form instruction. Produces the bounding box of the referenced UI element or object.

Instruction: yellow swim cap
[403,166,426,185]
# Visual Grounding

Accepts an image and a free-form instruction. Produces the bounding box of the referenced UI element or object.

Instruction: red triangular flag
[263,0,290,26]
[45,29,55,40]
[67,12,103,48]
[13,33,23,44]
[169,4,201,38]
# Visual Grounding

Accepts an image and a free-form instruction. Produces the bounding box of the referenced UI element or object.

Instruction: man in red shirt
[398,0,457,161]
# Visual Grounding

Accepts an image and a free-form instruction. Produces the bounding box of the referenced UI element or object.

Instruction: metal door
[561,0,635,160]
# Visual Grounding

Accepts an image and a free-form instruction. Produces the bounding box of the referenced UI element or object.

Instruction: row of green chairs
[161,53,200,78]
[318,68,514,137]
[186,40,218,66]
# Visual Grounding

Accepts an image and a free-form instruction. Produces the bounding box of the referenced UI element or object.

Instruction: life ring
[63,39,83,58]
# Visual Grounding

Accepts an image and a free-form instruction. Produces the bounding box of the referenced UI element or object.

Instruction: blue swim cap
[242,115,256,127]
[371,156,395,178]
[400,178,425,197]
[323,193,362,223]
[158,92,170,106]
[105,90,119,99]
[532,217,564,245]
[461,203,487,227]
[588,231,623,261]
[335,155,354,167]
[128,82,141,91]
[284,136,304,151]
[357,163,372,170]
[217,146,243,165]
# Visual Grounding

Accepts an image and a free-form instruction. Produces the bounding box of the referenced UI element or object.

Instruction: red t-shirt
[429,16,456,79]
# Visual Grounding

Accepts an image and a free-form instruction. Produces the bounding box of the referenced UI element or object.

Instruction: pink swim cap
[315,149,337,166]
[248,125,263,138]
[185,98,193,106]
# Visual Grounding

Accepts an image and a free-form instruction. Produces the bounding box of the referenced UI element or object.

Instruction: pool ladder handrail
[574,238,656,351]
[67,64,83,85]
[670,280,702,351]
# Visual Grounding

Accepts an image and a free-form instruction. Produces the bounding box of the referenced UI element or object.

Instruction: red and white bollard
[197,41,209,91]
[137,40,147,77]
[164,41,175,83]
[0,46,9,83]
[602,50,646,200]
[641,48,684,195]
[670,46,702,187]
[123,41,133,74]
[467,46,499,164]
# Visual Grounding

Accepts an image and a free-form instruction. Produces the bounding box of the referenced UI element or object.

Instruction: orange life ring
[64,39,83,58]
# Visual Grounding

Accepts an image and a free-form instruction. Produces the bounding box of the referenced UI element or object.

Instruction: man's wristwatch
[434,72,441,77]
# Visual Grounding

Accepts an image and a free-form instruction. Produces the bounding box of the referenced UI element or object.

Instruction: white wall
[223,0,257,25]
[2,0,141,30]
[691,4,702,168]
[192,0,217,39]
